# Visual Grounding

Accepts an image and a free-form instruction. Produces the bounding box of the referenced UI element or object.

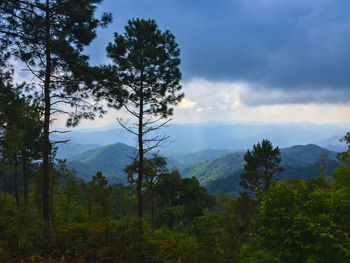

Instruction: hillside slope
[68,143,137,183]
[181,144,338,184]
[68,142,339,189]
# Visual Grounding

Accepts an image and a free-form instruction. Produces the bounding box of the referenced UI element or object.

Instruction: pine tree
[0,0,112,229]
[240,139,284,193]
[104,19,183,218]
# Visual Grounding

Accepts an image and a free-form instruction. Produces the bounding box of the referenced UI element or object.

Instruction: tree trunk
[14,155,19,207]
[151,184,154,228]
[0,165,2,213]
[137,79,144,219]
[50,174,54,225]
[42,0,51,228]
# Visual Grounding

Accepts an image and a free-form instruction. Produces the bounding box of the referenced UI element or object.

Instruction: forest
[1,0,350,262]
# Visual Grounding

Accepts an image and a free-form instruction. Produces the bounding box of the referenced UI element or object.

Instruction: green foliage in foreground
[1,136,350,262]
[0,164,349,262]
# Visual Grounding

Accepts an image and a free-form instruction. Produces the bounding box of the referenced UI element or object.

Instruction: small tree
[0,66,42,207]
[240,139,284,193]
[88,171,112,219]
[105,19,183,218]
[124,155,168,227]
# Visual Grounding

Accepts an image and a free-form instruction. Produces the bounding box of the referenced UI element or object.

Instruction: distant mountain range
[55,143,101,160]
[313,135,347,152]
[53,122,349,154]
[64,142,340,195]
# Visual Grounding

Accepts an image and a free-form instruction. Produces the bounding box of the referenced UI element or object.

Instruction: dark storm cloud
[89,0,350,100]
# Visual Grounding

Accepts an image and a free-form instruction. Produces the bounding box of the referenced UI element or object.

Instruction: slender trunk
[22,152,29,206]
[137,76,144,219]
[151,184,154,228]
[126,214,129,230]
[102,201,105,218]
[14,155,19,207]
[1,165,9,211]
[50,176,54,225]
[42,0,51,228]
[0,165,2,212]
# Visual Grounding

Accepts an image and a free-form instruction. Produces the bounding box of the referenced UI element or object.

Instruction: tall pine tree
[0,0,112,229]
[104,19,183,218]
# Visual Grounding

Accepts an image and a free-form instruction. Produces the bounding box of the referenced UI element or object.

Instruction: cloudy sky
[58,0,350,127]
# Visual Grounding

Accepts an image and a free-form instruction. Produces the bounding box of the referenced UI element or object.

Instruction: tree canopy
[240,139,284,193]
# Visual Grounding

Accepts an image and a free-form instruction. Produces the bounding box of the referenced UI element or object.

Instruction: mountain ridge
[66,142,339,187]
[53,122,348,154]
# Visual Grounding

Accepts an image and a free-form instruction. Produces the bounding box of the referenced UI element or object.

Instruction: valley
[57,128,341,196]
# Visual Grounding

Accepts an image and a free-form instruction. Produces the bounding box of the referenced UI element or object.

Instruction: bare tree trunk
[50,174,54,225]
[14,155,19,207]
[151,184,154,228]
[1,165,9,213]
[42,0,51,229]
[137,80,144,219]
[0,165,2,213]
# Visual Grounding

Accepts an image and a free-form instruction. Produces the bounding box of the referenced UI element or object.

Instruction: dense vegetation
[1,1,350,262]
[1,138,350,262]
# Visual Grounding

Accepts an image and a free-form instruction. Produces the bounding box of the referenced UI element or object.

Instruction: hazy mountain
[67,142,339,190]
[167,149,235,171]
[68,143,138,183]
[67,144,232,182]
[313,135,347,152]
[180,152,245,184]
[55,143,101,160]
[52,122,348,154]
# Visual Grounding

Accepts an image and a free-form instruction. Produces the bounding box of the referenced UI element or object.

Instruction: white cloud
[177,97,197,109]
[196,106,212,112]
[50,77,350,129]
[172,78,350,124]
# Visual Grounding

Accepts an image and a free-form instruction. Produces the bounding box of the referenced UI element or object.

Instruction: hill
[67,145,237,182]
[180,152,245,184]
[167,149,235,171]
[68,143,137,183]
[67,142,340,191]
[313,135,347,152]
[55,143,101,160]
[206,159,339,196]
[181,144,338,185]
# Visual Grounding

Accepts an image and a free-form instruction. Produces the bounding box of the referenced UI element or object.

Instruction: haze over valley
[54,121,346,196]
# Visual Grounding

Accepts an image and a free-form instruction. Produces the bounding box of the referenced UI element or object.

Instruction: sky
[50,0,350,127]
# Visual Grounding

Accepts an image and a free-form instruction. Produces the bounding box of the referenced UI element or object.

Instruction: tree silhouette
[105,19,183,218]
[240,139,284,193]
